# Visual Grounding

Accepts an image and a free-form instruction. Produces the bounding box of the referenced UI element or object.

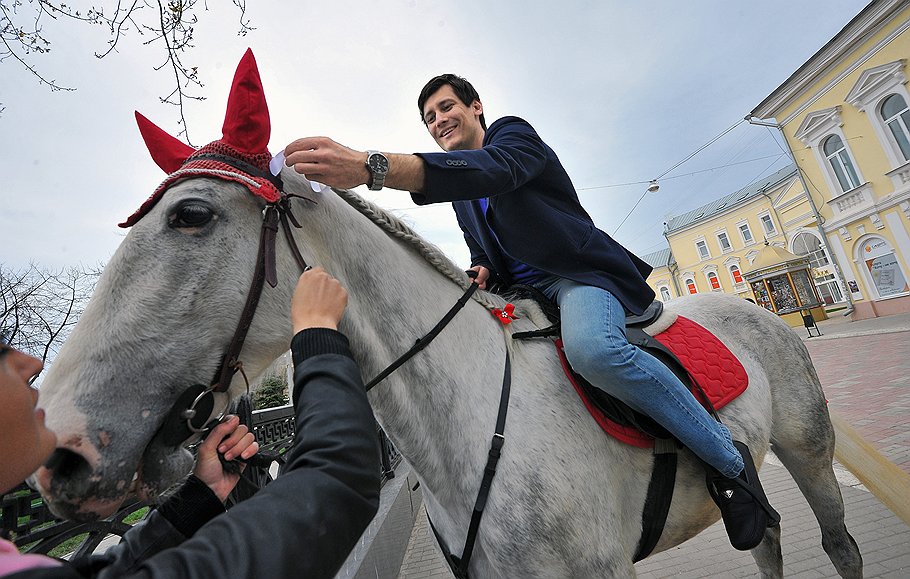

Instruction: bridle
[157,164,312,448]
[154,163,509,575]
[157,162,480,447]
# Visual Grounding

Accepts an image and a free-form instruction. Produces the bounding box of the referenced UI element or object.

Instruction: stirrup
[706,441,780,550]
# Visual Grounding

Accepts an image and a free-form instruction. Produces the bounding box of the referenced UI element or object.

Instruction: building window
[717,231,732,253]
[695,240,710,260]
[759,214,776,236]
[659,286,671,302]
[858,236,909,298]
[881,93,910,162]
[791,231,830,269]
[730,265,744,285]
[685,278,698,295]
[707,272,721,291]
[822,134,861,192]
[738,222,754,244]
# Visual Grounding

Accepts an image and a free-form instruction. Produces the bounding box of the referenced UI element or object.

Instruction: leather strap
[427,350,512,579]
[213,205,280,392]
[364,282,479,392]
[633,438,679,562]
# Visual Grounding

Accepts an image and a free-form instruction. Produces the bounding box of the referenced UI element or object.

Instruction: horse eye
[170,203,213,228]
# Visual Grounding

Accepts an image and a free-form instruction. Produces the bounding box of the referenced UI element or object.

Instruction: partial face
[0,343,56,493]
[422,84,485,152]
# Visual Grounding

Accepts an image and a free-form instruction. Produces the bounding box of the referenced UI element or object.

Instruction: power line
[657,119,746,180]
[612,118,746,235]
[579,152,792,191]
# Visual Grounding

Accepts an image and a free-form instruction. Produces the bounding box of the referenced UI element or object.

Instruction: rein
[364,281,479,391]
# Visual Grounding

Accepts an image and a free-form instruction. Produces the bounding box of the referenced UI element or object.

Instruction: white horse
[33,168,863,577]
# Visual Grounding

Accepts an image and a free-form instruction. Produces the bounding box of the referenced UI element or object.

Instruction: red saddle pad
[557,315,748,448]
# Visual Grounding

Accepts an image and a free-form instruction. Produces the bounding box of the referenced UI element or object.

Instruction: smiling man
[284,73,779,551]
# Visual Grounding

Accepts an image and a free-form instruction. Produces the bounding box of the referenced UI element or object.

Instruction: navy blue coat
[412,116,655,315]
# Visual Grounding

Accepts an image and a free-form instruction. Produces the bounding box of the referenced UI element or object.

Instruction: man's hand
[291,267,348,333]
[469,265,490,290]
[284,137,427,193]
[193,415,259,502]
[285,137,370,189]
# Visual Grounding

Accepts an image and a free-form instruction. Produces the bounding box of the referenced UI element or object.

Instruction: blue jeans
[535,275,744,477]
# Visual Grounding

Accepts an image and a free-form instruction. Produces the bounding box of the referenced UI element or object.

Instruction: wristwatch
[365,150,390,191]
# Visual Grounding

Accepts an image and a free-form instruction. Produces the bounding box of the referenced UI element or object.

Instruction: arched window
[707,272,721,291]
[881,94,910,161]
[791,231,830,268]
[685,278,698,295]
[659,286,671,302]
[729,265,744,285]
[822,134,861,192]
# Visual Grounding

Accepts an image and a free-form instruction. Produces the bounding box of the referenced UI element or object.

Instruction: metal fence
[1,405,400,557]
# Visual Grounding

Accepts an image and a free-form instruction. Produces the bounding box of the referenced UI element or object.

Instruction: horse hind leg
[735,307,863,578]
[750,524,783,579]
[772,437,862,578]
[770,393,863,578]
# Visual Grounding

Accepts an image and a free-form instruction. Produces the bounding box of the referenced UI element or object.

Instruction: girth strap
[633,439,679,562]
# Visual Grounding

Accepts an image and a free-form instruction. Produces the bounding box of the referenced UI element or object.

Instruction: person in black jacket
[0,267,380,577]
[283,75,779,550]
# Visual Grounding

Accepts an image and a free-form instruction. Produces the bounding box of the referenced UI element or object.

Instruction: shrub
[253,375,289,409]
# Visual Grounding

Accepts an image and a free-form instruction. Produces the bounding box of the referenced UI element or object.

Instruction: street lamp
[745,115,855,316]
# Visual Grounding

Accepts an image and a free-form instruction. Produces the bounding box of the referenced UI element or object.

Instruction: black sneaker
[706,441,781,550]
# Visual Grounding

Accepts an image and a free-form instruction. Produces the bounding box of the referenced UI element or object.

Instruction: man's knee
[562,338,633,383]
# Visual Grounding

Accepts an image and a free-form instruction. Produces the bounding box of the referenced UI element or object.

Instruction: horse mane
[331,187,504,312]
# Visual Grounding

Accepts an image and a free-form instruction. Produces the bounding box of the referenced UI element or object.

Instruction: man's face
[422,84,484,152]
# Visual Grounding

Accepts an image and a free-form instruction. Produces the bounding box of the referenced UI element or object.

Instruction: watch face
[369,153,389,174]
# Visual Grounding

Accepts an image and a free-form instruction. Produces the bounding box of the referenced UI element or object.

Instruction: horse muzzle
[33,432,192,521]
[33,442,128,521]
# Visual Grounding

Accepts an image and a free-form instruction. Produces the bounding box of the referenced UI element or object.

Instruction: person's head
[0,336,56,493]
[418,74,486,152]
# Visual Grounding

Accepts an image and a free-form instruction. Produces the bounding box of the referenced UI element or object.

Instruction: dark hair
[418,74,486,130]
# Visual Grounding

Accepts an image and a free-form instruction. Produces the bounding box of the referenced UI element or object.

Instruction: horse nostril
[44,448,92,481]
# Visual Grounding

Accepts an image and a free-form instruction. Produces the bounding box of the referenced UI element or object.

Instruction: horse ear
[221,48,271,154]
[135,111,195,174]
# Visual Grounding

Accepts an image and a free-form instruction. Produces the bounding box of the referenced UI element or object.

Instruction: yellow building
[748,0,910,320]
[641,248,679,302]
[642,164,846,311]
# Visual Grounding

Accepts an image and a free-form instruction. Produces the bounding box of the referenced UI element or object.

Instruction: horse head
[33,49,304,520]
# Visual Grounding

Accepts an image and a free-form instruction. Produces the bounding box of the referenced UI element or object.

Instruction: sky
[1,0,868,272]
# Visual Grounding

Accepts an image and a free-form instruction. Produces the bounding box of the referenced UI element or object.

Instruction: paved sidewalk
[398,313,910,578]
[795,310,910,342]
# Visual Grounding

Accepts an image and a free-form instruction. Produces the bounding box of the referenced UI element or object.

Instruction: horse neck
[283,184,508,494]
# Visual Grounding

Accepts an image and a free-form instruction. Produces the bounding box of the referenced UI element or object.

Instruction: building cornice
[750,0,910,123]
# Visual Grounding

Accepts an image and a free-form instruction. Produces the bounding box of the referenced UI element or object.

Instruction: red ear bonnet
[221,49,271,154]
[122,48,280,227]
[134,112,195,174]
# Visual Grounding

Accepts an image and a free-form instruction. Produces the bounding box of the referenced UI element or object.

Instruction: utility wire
[612,118,746,235]
[578,152,788,191]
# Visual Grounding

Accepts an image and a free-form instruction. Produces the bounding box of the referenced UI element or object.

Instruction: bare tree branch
[0,262,100,377]
[0,0,254,142]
